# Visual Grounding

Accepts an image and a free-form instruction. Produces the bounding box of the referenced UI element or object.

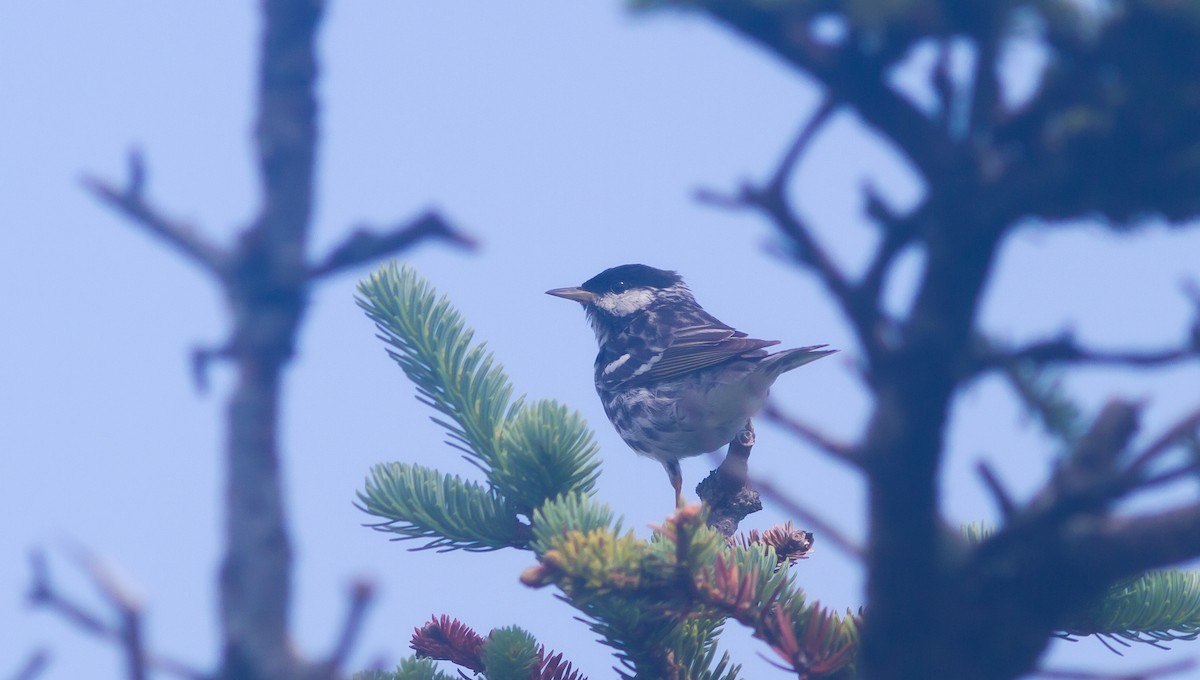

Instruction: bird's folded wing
[628,324,779,384]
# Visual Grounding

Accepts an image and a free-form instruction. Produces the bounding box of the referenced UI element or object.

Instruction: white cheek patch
[596,288,654,317]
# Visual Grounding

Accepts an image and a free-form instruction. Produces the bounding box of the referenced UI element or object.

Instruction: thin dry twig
[27,550,205,680]
[319,579,376,677]
[307,211,475,280]
[976,460,1017,519]
[1125,405,1200,477]
[762,402,861,469]
[977,333,1199,373]
[10,649,49,680]
[82,150,228,278]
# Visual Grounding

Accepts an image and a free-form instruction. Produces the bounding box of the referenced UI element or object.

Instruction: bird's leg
[664,460,684,508]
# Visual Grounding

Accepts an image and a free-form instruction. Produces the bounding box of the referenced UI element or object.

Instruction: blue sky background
[3,2,1200,678]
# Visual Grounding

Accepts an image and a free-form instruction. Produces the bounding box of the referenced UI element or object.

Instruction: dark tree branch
[762,401,862,470]
[307,211,476,281]
[932,40,955,131]
[696,99,883,350]
[27,551,205,680]
[82,150,229,278]
[764,97,838,197]
[858,183,919,314]
[1125,405,1200,478]
[976,332,1200,374]
[976,461,1017,520]
[696,2,956,179]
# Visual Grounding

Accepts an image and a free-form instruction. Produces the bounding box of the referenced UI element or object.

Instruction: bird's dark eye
[611,280,629,293]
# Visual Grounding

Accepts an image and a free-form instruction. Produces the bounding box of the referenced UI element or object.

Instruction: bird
[546,263,835,506]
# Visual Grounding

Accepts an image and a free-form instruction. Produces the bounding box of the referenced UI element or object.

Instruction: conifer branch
[358,263,518,468]
[355,264,602,552]
[525,499,855,678]
[357,463,527,551]
[407,617,589,680]
[1060,570,1200,648]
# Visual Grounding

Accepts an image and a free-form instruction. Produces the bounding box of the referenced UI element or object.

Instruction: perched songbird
[547,264,834,505]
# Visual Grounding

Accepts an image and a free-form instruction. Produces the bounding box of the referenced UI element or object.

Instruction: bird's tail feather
[762,344,837,376]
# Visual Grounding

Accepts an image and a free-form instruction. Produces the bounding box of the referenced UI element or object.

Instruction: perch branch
[697,422,763,536]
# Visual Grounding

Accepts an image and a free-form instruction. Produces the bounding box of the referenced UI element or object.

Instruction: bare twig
[976,461,1017,519]
[1124,405,1200,478]
[932,40,955,130]
[307,211,476,281]
[82,150,228,278]
[315,579,376,678]
[754,476,864,560]
[27,551,206,680]
[764,98,838,198]
[977,332,1199,373]
[73,548,147,680]
[762,402,861,469]
[858,182,919,311]
[9,650,49,680]
[696,99,874,345]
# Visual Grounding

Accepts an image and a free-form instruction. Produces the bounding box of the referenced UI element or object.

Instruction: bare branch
[696,4,953,178]
[307,211,476,281]
[977,332,1199,373]
[976,461,1017,520]
[9,650,49,680]
[73,548,147,680]
[27,550,206,680]
[313,579,376,678]
[82,150,228,278]
[696,100,875,345]
[765,97,838,197]
[858,182,918,308]
[762,402,861,470]
[754,475,864,561]
[1125,404,1200,477]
